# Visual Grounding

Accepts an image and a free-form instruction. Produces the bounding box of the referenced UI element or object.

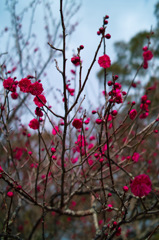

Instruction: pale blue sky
[72,0,157,63]
[71,0,157,106]
[0,0,157,62]
[0,0,158,113]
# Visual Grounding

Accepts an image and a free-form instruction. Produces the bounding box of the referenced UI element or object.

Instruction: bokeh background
[0,0,157,118]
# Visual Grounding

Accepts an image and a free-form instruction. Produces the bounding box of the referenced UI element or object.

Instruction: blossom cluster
[130,174,152,197]
[3,76,46,130]
[66,84,75,96]
[98,54,111,69]
[71,56,81,66]
[142,47,153,69]
[3,77,19,99]
[139,94,151,119]
[108,76,126,104]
